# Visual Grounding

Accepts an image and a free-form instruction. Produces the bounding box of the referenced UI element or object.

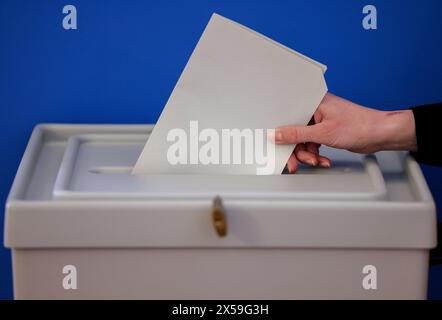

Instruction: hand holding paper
[276,93,418,173]
[133,13,327,175]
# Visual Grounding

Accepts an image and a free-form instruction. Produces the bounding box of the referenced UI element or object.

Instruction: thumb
[275,124,325,145]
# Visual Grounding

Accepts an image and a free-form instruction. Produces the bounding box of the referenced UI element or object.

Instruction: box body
[12,248,429,299]
[4,124,437,299]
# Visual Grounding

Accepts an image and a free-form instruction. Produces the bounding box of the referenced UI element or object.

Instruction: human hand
[275,93,417,173]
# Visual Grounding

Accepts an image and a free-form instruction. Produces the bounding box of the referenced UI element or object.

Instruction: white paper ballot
[133,13,327,175]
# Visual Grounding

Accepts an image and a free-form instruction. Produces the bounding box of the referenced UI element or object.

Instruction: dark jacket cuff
[410,103,442,166]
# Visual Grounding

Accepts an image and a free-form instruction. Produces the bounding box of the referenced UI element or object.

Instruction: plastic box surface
[4,124,437,299]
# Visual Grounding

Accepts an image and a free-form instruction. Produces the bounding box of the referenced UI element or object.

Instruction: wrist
[375,109,417,152]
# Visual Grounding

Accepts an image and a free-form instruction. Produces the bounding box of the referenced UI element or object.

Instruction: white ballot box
[4,124,437,299]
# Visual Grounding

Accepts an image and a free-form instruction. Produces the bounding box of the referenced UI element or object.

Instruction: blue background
[1,0,442,299]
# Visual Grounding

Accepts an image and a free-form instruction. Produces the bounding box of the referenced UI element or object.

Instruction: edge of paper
[212,13,327,73]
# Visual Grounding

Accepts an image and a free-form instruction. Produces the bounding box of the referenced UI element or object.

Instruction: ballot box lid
[50,133,388,201]
[4,124,436,249]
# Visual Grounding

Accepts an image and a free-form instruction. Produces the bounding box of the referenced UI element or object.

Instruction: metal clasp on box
[212,196,227,237]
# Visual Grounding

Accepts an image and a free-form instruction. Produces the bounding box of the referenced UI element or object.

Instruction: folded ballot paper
[132,13,327,175]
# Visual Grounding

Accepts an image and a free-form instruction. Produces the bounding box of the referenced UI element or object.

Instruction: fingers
[294,143,332,168]
[295,144,318,166]
[304,143,331,167]
[275,123,325,145]
[317,155,331,168]
[306,142,319,155]
[286,152,298,174]
[286,147,332,174]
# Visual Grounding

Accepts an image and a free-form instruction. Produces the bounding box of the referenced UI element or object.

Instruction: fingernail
[319,160,331,168]
[275,129,282,143]
[307,159,317,166]
[267,130,275,143]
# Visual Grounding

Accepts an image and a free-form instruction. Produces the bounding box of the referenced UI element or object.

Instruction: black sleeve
[410,102,442,166]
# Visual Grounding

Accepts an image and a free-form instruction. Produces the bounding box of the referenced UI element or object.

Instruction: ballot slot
[52,134,388,200]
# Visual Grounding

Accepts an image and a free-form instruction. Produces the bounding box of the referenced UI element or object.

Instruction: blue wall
[1,0,441,299]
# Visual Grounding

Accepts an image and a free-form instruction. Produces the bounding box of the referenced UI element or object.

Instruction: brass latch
[212,196,227,237]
